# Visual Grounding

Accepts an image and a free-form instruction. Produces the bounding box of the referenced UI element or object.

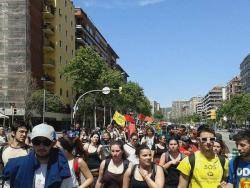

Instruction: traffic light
[119,86,122,94]
[210,109,216,120]
[13,108,17,115]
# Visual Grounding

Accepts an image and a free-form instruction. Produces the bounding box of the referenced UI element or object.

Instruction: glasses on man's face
[32,138,52,147]
[200,137,216,142]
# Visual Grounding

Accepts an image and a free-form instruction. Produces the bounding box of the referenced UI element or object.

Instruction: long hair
[110,140,127,160]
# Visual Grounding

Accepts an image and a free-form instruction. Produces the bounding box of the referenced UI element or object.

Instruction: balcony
[43,40,55,52]
[43,59,55,68]
[43,23,54,35]
[76,37,86,45]
[43,5,55,19]
[42,74,55,85]
[76,24,84,31]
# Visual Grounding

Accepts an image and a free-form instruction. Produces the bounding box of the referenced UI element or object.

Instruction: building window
[59,8,62,16]
[66,45,68,52]
[66,30,67,37]
[71,21,73,27]
[60,74,62,79]
[59,40,62,47]
[65,0,67,7]
[71,50,73,56]
[60,88,62,96]
[60,56,62,63]
[66,90,69,97]
[59,24,61,32]
[71,35,73,41]
[65,15,67,22]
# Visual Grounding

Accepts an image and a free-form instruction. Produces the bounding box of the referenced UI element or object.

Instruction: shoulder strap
[123,159,129,173]
[104,158,111,173]
[152,163,157,180]
[165,152,169,163]
[73,157,80,183]
[188,153,195,184]
[218,155,226,182]
[233,156,240,186]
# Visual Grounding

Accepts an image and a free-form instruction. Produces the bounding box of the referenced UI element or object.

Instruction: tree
[153,111,164,120]
[27,89,66,117]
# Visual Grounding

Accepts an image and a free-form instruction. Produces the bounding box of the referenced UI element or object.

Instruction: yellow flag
[113,111,126,127]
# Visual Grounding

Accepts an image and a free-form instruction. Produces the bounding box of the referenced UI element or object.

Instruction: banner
[125,115,135,124]
[113,111,126,127]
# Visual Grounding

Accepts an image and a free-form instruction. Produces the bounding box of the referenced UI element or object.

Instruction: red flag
[128,123,136,136]
[138,114,145,120]
[144,116,154,123]
[125,115,135,123]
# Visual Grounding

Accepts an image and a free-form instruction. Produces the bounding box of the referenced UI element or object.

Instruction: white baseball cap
[31,123,56,141]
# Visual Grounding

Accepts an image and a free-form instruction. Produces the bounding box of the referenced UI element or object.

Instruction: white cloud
[77,0,165,8]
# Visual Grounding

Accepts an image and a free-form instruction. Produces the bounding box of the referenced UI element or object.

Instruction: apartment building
[240,54,250,93]
[74,8,128,81]
[202,86,225,118]
[43,0,75,107]
[226,76,242,100]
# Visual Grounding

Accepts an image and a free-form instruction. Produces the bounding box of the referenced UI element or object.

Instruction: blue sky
[72,0,250,107]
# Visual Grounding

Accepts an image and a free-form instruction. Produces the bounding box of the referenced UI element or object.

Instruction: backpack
[232,156,240,187]
[73,157,81,184]
[188,153,226,185]
[104,158,130,174]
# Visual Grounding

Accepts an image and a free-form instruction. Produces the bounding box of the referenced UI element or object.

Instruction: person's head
[107,124,113,132]
[180,135,191,148]
[136,144,152,167]
[197,126,216,153]
[90,132,100,145]
[159,135,167,145]
[234,129,250,158]
[168,138,179,152]
[110,140,126,162]
[31,123,55,159]
[161,124,166,131]
[130,133,139,146]
[0,126,5,136]
[178,125,186,136]
[102,131,111,142]
[213,140,223,155]
[11,122,29,144]
[146,127,154,137]
[74,123,80,130]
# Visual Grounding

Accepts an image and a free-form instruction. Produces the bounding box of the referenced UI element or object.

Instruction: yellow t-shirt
[177,151,229,188]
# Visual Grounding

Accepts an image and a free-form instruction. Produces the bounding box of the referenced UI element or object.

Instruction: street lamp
[41,77,46,123]
[72,86,122,126]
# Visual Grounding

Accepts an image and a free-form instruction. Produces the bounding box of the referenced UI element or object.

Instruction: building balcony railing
[43,23,54,35]
[43,59,55,68]
[76,37,86,45]
[43,5,55,19]
[43,40,55,52]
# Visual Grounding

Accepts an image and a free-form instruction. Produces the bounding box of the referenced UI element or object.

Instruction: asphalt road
[217,129,236,153]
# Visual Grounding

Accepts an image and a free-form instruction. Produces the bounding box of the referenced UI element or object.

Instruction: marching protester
[213,138,230,158]
[159,138,185,188]
[2,123,71,187]
[227,129,250,188]
[154,135,168,164]
[124,133,139,165]
[177,126,229,188]
[141,127,157,151]
[100,131,112,160]
[57,136,94,188]
[123,144,165,188]
[179,135,198,156]
[83,132,102,186]
[96,140,130,188]
[2,122,30,166]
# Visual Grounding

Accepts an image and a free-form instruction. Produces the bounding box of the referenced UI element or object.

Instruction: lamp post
[41,77,46,123]
[72,86,122,128]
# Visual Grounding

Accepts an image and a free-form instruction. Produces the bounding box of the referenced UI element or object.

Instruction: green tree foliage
[27,89,65,117]
[217,93,250,124]
[153,111,164,120]
[61,46,152,117]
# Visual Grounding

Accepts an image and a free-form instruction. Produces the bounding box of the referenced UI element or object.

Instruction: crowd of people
[0,121,249,188]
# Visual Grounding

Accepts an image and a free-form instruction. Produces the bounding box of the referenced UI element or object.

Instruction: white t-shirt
[124,143,139,165]
[2,146,29,166]
[33,164,47,188]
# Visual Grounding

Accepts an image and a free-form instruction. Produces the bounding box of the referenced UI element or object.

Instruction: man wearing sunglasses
[2,123,71,188]
[177,126,229,188]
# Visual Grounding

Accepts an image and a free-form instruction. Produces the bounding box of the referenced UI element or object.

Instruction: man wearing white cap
[2,123,71,188]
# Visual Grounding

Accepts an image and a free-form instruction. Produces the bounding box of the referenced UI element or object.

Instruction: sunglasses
[32,138,52,147]
[200,137,216,142]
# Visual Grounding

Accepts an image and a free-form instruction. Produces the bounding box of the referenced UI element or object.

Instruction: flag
[128,123,136,136]
[125,115,135,123]
[144,116,154,123]
[138,114,146,120]
[113,111,126,127]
